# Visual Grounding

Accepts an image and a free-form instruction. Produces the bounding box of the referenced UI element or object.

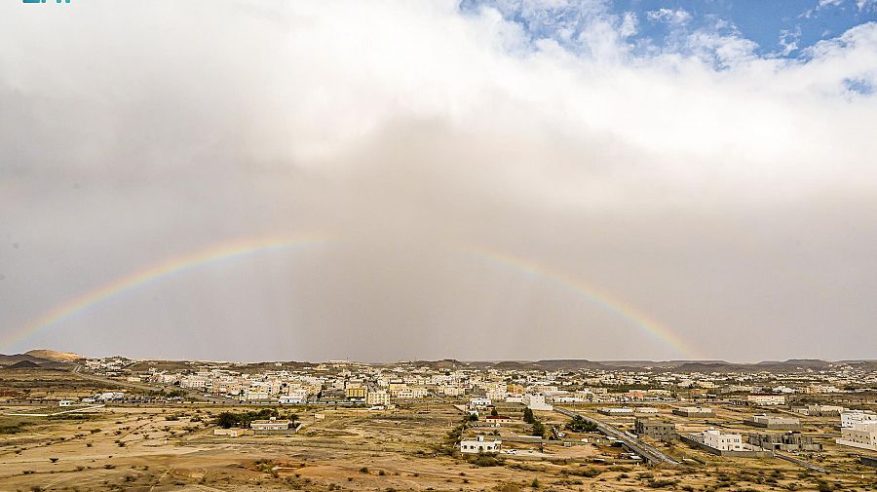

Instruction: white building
[180,376,208,390]
[700,429,745,451]
[747,394,786,406]
[469,397,492,409]
[836,421,877,451]
[599,407,634,415]
[279,394,307,405]
[460,435,502,454]
[522,393,553,411]
[841,410,877,428]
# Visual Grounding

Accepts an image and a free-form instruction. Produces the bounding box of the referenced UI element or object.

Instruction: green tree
[215,412,240,429]
[531,420,545,437]
[523,408,535,424]
[566,415,598,433]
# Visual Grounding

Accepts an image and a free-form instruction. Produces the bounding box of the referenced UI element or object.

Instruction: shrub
[647,479,679,488]
[473,455,500,467]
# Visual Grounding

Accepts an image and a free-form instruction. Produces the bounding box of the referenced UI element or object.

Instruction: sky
[1,0,876,362]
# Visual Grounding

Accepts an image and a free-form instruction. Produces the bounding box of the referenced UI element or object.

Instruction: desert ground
[1,400,876,492]
[1,366,876,492]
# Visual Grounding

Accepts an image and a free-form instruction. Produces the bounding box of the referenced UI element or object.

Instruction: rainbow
[466,245,700,359]
[1,234,329,350]
[6,235,699,359]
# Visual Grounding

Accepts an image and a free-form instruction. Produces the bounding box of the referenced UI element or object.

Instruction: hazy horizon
[10,346,877,366]
[2,1,877,362]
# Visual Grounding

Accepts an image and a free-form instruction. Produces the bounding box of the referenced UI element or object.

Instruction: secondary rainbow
[3,234,329,350]
[467,245,701,359]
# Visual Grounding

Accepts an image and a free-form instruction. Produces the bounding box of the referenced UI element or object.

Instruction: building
[635,407,660,415]
[213,428,252,437]
[58,400,76,407]
[748,431,821,452]
[701,429,745,451]
[682,429,771,457]
[395,387,428,399]
[836,422,877,451]
[279,389,309,405]
[747,394,786,406]
[673,406,714,418]
[460,435,502,454]
[522,393,553,411]
[841,410,877,428]
[599,407,634,416]
[366,390,390,406]
[345,387,367,401]
[250,417,292,432]
[794,404,845,416]
[746,414,801,430]
[468,397,492,409]
[634,418,677,441]
[484,415,513,426]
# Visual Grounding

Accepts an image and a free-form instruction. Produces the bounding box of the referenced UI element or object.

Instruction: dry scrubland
[0,403,875,492]
[0,368,876,491]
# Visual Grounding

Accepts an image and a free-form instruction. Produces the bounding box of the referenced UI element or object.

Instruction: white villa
[836,421,877,451]
[460,435,502,454]
[700,429,745,451]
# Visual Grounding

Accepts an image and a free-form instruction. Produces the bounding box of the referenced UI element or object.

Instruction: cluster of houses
[69,357,877,455]
[73,355,877,411]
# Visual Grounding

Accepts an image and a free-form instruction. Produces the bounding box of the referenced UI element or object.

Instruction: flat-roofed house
[746,414,801,430]
[460,435,501,454]
[673,406,714,417]
[634,418,677,441]
[836,422,877,451]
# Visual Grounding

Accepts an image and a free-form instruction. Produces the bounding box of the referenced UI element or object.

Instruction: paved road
[555,407,679,466]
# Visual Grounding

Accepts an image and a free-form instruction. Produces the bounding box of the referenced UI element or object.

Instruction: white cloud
[856,0,877,11]
[1,1,877,360]
[646,8,692,25]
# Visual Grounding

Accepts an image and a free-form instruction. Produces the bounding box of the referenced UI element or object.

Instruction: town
[1,351,876,491]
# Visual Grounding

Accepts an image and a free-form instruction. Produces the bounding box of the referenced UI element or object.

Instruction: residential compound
[837,421,877,451]
[68,357,877,413]
[841,409,877,428]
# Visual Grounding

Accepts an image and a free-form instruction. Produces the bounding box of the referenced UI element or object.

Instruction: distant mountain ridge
[2,350,875,373]
[413,358,875,373]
